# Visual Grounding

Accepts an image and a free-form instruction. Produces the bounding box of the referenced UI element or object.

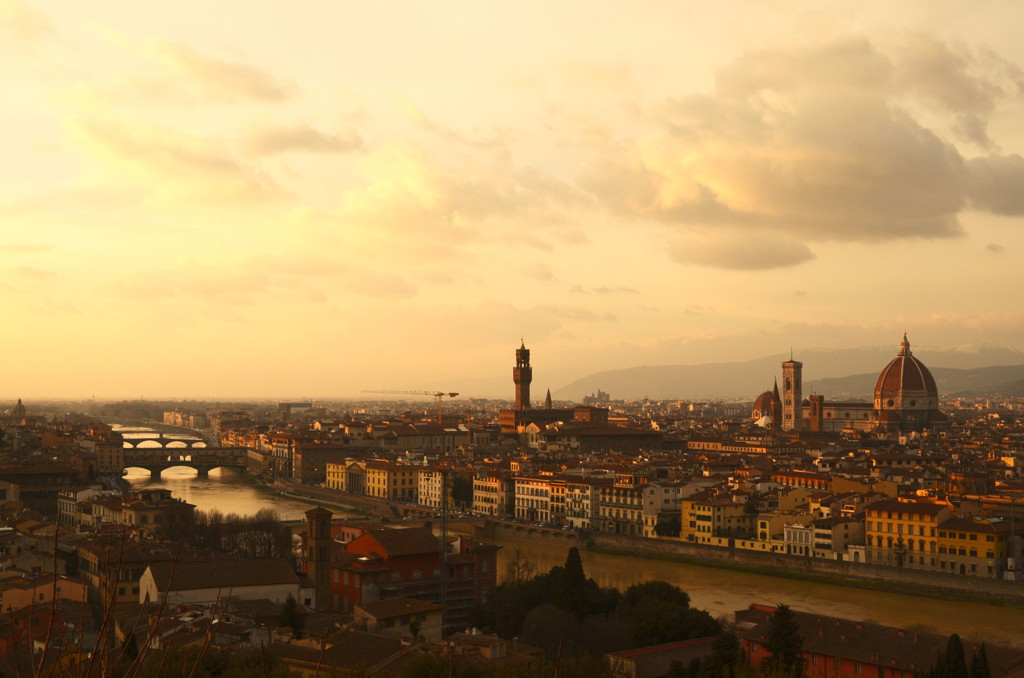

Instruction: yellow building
[681,492,754,544]
[364,461,419,501]
[599,472,648,536]
[472,473,514,517]
[937,515,1022,578]
[864,499,951,570]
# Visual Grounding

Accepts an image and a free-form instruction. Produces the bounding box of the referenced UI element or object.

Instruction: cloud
[335,144,585,251]
[69,39,296,108]
[343,270,417,299]
[67,117,285,206]
[523,264,555,282]
[241,124,363,156]
[985,243,1004,253]
[10,265,58,281]
[105,252,417,309]
[0,243,53,253]
[570,284,639,295]
[894,34,1001,147]
[966,154,1024,215]
[0,0,52,49]
[584,36,1023,270]
[669,233,816,270]
[399,100,508,149]
[150,40,295,103]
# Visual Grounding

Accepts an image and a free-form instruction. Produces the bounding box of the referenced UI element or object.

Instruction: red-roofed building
[735,604,1024,678]
[302,513,499,629]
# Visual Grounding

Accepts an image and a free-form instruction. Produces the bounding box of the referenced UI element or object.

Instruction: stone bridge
[121,447,248,478]
[121,433,209,449]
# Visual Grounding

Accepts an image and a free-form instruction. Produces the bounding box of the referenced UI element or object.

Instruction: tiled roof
[147,557,298,592]
[353,527,438,558]
[355,596,442,620]
[735,605,1024,674]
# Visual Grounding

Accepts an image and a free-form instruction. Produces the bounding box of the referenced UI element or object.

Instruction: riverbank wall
[475,520,1024,606]
[271,479,440,520]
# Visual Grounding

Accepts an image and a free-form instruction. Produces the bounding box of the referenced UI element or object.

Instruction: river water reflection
[123,467,327,521]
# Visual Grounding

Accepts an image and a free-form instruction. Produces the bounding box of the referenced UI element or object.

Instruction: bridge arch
[122,435,207,449]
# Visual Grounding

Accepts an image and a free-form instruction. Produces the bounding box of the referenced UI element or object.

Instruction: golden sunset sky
[3,1,1024,399]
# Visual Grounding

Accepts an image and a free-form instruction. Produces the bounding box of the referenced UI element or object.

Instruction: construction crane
[362,390,459,423]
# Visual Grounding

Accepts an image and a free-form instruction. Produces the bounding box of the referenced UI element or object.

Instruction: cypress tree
[552,546,589,617]
[944,634,969,678]
[762,604,803,677]
[969,643,991,678]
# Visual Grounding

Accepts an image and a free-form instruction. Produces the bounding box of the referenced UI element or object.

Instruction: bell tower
[782,354,803,431]
[305,506,332,611]
[513,340,532,410]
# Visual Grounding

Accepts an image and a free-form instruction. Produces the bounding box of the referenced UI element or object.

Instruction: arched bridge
[122,433,209,449]
[121,447,248,478]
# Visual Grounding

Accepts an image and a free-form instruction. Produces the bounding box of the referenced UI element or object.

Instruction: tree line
[167,507,294,560]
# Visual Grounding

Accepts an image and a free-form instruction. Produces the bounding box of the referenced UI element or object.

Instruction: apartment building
[864,499,951,569]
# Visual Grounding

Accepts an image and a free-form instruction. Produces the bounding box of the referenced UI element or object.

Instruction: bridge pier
[196,467,209,478]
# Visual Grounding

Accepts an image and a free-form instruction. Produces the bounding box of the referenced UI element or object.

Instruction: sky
[3,1,1024,400]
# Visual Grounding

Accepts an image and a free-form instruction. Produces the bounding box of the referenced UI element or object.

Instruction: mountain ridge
[554,345,1024,401]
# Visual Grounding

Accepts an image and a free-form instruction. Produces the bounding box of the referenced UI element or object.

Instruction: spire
[899,332,911,356]
[545,388,552,409]
[520,337,526,349]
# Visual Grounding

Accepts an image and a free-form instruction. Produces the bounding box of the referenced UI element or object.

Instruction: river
[115,424,346,521]
[112,427,1024,647]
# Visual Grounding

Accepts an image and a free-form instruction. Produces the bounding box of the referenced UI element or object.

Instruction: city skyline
[3,1,1024,399]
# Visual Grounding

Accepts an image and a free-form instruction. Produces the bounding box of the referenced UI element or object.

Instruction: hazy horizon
[4,2,1024,400]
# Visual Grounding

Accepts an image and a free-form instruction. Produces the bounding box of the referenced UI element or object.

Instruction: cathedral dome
[873,334,938,411]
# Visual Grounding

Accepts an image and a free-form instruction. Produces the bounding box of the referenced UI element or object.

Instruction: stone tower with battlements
[513,341,532,410]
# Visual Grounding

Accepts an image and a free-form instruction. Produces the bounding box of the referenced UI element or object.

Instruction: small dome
[752,391,774,415]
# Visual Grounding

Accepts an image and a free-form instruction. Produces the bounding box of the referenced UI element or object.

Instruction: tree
[933,634,969,678]
[550,547,589,617]
[699,631,743,678]
[281,594,304,635]
[762,605,803,677]
[616,581,719,648]
[505,547,535,584]
[969,643,990,678]
[654,515,682,537]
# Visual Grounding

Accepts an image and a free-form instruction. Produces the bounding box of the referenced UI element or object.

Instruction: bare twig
[81,529,129,678]
[9,605,26,678]
[312,633,328,678]
[35,512,63,677]
[185,587,228,678]
[120,541,183,678]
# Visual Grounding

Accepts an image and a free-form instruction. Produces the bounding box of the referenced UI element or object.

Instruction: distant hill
[555,345,1024,401]
[806,365,1024,399]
